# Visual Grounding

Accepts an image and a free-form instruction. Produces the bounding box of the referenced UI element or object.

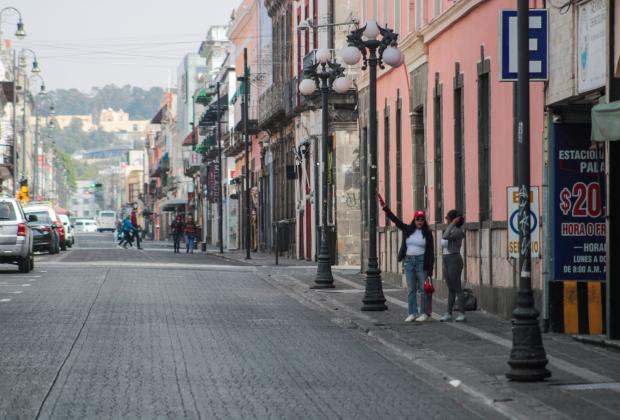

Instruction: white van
[96,210,117,232]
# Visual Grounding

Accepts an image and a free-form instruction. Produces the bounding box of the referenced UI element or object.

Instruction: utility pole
[506,0,550,382]
[243,48,251,259]
[216,81,223,254]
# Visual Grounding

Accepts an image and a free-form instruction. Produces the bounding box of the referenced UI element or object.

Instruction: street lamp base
[312,253,334,288]
[506,308,551,381]
[361,269,387,311]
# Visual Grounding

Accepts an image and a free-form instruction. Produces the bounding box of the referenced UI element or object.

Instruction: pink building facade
[357,0,546,318]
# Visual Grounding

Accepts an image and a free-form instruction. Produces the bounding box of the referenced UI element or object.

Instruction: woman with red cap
[378,193,434,322]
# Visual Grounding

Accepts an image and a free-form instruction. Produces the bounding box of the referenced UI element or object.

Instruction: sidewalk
[212,248,620,419]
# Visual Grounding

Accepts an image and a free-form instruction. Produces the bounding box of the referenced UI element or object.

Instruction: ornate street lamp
[342,21,403,310]
[506,0,550,382]
[17,48,41,183]
[0,6,26,46]
[299,49,352,288]
[29,73,47,199]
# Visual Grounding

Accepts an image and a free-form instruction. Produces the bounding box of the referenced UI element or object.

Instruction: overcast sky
[6,0,232,92]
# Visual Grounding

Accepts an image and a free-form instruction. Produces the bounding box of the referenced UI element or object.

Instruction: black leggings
[443,253,464,314]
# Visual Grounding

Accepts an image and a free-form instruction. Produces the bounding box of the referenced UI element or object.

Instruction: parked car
[74,219,98,233]
[58,214,74,247]
[24,204,61,254]
[55,216,67,251]
[0,197,34,272]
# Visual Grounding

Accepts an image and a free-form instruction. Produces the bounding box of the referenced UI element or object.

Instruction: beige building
[99,108,149,134]
[39,115,95,132]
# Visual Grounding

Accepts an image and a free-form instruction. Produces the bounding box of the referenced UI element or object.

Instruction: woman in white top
[378,193,435,322]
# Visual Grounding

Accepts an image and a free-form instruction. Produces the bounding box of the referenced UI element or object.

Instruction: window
[433,74,443,223]
[415,0,423,30]
[384,103,391,224]
[383,0,388,25]
[434,0,441,17]
[0,202,17,221]
[83,210,90,217]
[454,63,465,213]
[83,198,90,204]
[394,0,401,33]
[478,50,491,222]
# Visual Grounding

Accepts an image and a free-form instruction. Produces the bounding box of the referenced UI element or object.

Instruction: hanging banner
[552,123,606,281]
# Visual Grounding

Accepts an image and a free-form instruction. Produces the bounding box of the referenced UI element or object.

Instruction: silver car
[0,197,34,273]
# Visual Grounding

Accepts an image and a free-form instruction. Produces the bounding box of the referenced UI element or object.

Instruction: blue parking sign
[500,9,548,81]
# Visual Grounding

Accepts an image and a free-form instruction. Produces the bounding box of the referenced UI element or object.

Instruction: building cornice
[420,0,485,44]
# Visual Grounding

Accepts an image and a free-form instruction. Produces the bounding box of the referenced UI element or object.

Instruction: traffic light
[16,180,30,203]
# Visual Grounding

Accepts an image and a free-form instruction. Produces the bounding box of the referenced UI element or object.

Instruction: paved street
[0,233,500,420]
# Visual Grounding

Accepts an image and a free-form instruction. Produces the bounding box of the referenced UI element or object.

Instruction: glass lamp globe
[341,46,361,65]
[333,77,352,94]
[299,78,317,96]
[382,47,402,67]
[395,49,405,67]
[15,21,26,40]
[363,20,380,39]
[316,49,331,64]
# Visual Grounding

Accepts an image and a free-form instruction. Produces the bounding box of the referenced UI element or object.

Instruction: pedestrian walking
[378,193,434,322]
[120,216,134,249]
[170,215,184,253]
[440,210,467,322]
[184,215,197,254]
[130,206,142,250]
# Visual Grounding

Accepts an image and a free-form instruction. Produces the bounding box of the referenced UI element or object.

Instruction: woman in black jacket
[378,193,434,322]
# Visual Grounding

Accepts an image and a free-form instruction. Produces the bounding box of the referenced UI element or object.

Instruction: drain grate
[556,382,620,391]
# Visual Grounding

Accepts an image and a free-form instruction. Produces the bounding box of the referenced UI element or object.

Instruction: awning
[151,105,165,124]
[592,101,620,142]
[195,87,212,105]
[160,198,186,212]
[199,94,228,127]
[182,128,197,146]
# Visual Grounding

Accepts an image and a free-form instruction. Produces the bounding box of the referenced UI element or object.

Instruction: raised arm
[443,224,464,240]
[382,206,409,231]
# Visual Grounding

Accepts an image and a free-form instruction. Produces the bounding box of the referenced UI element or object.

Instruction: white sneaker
[416,314,429,322]
[404,314,417,322]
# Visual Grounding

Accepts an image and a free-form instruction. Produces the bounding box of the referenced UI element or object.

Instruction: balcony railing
[233,98,260,134]
[258,82,285,128]
[183,151,202,176]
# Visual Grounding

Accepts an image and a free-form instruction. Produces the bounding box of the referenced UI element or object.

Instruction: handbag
[455,288,477,311]
[424,277,435,315]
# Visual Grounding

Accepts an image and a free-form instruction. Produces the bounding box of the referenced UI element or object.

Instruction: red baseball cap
[414,210,426,220]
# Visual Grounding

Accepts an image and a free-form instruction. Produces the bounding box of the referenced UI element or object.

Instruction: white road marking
[40,261,257,272]
[331,273,618,387]
[8,291,22,294]
[0,298,11,302]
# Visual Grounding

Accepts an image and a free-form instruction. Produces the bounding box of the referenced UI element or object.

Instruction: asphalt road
[0,233,499,419]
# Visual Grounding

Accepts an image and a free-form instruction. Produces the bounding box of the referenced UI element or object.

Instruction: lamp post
[506,0,551,382]
[299,49,352,288]
[1,6,27,194]
[216,81,224,254]
[342,21,403,310]
[0,6,26,48]
[28,73,46,199]
[15,48,40,190]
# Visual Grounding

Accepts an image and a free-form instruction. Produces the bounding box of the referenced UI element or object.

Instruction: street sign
[507,186,540,259]
[500,9,549,81]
